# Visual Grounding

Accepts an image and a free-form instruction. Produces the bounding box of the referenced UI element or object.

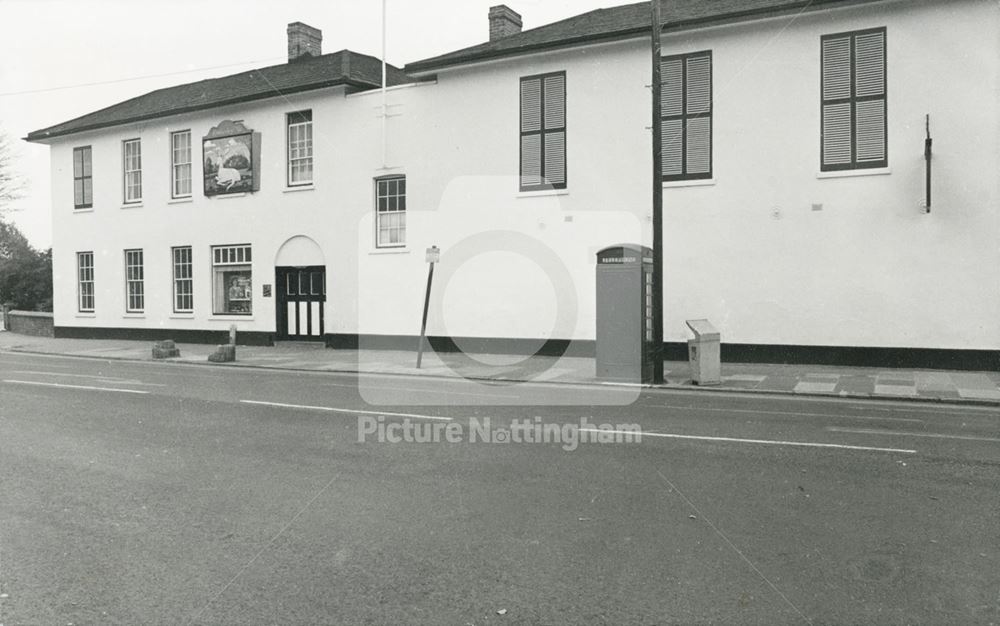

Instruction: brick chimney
[287,22,322,61]
[489,5,522,41]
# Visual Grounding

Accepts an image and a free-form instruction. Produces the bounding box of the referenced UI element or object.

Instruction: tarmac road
[0,351,997,625]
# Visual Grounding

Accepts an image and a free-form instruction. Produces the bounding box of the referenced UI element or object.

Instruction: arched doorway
[274,236,326,341]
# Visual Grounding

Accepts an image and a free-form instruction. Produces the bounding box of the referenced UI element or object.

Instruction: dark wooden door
[276,266,326,340]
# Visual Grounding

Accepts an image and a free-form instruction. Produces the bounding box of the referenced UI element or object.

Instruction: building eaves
[405,0,891,75]
[26,50,413,142]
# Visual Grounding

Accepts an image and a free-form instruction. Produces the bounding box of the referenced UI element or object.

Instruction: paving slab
[794,381,838,394]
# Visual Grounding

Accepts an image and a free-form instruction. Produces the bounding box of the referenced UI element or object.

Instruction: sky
[0,0,638,249]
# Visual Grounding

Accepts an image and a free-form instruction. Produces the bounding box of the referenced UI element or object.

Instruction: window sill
[211,193,247,200]
[75,313,96,319]
[168,197,193,205]
[663,178,715,189]
[74,208,95,214]
[170,314,195,319]
[816,167,891,180]
[369,248,410,256]
[121,203,143,210]
[283,184,314,193]
[209,316,254,321]
[123,313,146,319]
[517,189,569,199]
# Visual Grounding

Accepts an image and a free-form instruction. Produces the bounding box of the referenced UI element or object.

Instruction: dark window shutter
[521,135,542,188]
[520,72,566,190]
[854,31,885,98]
[544,132,566,186]
[854,31,886,163]
[543,74,566,187]
[543,74,565,129]
[521,78,542,133]
[821,36,852,168]
[662,119,683,177]
[661,51,712,181]
[685,55,711,116]
[821,29,886,170]
[520,77,543,188]
[660,59,683,117]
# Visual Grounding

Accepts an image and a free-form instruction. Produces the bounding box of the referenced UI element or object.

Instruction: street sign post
[416,246,440,369]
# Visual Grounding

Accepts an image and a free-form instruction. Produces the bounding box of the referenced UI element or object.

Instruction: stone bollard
[208,344,236,363]
[152,340,181,359]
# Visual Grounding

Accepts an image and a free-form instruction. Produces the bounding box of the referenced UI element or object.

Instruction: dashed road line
[580,428,916,454]
[825,427,1000,444]
[240,400,454,421]
[3,380,150,394]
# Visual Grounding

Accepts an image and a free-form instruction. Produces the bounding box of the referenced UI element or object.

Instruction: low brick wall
[6,310,55,337]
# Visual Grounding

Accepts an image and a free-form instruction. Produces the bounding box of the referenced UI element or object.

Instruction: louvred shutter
[661,59,683,177]
[543,74,566,186]
[520,77,542,187]
[822,36,852,167]
[854,31,886,163]
[685,55,711,175]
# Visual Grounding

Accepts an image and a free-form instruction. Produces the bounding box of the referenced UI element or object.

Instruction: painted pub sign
[203,120,260,196]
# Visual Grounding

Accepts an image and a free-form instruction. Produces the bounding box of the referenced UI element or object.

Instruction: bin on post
[686,319,720,385]
[595,244,655,383]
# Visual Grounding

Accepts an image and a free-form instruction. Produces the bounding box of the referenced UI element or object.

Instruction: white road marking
[654,403,924,424]
[826,427,1000,444]
[240,400,454,421]
[9,371,167,386]
[3,380,150,394]
[580,428,916,454]
[322,381,515,399]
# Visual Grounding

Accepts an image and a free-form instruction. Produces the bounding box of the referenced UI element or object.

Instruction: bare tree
[0,126,26,214]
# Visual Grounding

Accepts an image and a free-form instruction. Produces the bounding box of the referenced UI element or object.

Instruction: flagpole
[381,0,388,169]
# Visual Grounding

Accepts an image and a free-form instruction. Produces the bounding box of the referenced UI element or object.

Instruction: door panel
[276,266,326,341]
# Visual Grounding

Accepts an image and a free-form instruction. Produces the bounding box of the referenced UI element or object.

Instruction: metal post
[381,0,388,169]
[650,0,665,384]
[924,114,932,213]
[416,246,440,369]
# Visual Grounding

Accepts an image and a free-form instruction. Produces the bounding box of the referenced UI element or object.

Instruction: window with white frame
[123,139,142,203]
[73,146,93,209]
[287,110,313,186]
[212,244,252,315]
[172,246,193,313]
[124,249,144,313]
[77,251,94,312]
[375,176,406,248]
[171,131,192,198]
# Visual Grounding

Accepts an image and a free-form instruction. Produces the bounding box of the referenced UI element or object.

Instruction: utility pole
[650,0,665,384]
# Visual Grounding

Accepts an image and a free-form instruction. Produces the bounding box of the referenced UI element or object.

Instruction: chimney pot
[489,5,522,42]
[287,22,322,62]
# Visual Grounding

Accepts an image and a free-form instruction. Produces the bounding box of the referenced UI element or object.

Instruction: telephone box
[595,244,655,383]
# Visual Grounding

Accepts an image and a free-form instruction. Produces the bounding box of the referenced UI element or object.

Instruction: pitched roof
[26,50,413,142]
[405,0,889,74]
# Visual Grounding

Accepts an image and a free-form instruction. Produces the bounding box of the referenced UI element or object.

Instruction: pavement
[1,329,998,404]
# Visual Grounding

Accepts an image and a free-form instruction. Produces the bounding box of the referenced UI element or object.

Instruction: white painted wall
[46,0,1000,351]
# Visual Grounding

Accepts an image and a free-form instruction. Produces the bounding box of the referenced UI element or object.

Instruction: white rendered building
[26,0,1000,369]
